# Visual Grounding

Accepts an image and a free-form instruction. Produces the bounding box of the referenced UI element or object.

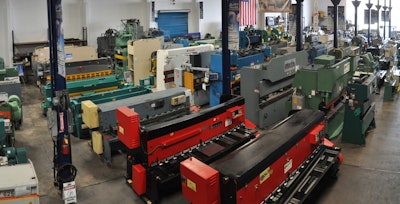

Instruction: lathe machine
[181,109,342,204]
[240,50,309,128]
[117,96,258,203]
[81,87,191,164]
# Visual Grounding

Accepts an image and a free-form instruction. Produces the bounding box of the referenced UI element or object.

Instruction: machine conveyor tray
[210,109,325,189]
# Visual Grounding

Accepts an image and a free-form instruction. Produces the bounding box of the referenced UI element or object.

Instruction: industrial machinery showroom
[1,0,400,203]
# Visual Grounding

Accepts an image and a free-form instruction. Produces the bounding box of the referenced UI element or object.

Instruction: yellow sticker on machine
[260,167,273,184]
[118,126,124,135]
[187,178,197,192]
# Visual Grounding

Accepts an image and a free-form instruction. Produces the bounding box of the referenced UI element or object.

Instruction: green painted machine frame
[289,54,356,139]
[342,73,376,145]
[383,70,399,101]
[42,75,125,115]
[0,95,22,129]
[0,118,27,165]
[114,19,142,78]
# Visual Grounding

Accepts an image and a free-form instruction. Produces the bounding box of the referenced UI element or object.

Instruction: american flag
[240,0,256,26]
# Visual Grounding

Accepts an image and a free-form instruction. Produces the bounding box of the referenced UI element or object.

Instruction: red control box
[132,164,146,195]
[180,157,220,204]
[116,106,140,149]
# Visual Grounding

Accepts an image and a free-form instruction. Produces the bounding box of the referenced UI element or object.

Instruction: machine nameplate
[284,159,293,174]
[259,167,273,184]
[344,62,350,74]
[284,58,297,75]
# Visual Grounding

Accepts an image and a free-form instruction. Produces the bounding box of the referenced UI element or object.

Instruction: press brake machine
[240,50,309,128]
[117,96,258,203]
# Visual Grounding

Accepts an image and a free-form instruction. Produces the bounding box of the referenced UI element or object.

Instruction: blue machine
[209,27,272,106]
[239,29,263,50]
[209,46,271,106]
[308,44,327,63]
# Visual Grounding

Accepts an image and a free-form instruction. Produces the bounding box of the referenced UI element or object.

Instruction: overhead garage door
[156,12,188,40]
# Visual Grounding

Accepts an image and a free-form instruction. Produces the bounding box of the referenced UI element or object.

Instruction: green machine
[358,52,379,72]
[342,73,376,145]
[0,94,22,129]
[0,118,13,147]
[1,146,27,165]
[289,54,356,139]
[0,118,27,165]
[70,84,152,138]
[42,75,125,115]
[383,69,399,101]
[0,57,19,80]
[114,19,143,78]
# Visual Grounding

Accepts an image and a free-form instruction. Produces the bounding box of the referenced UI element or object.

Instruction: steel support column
[296,0,304,51]
[222,0,230,96]
[376,1,381,38]
[366,1,373,45]
[331,0,341,48]
[383,0,387,39]
[47,0,76,191]
[388,0,392,38]
[352,1,361,36]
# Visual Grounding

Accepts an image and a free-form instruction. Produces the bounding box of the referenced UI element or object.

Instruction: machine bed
[210,109,325,188]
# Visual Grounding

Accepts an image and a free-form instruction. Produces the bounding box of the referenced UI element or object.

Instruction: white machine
[0,160,39,204]
[156,44,215,91]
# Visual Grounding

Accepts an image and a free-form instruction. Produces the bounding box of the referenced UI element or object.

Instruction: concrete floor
[15,83,400,204]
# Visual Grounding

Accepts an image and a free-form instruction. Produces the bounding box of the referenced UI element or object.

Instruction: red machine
[181,109,342,204]
[116,96,258,203]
